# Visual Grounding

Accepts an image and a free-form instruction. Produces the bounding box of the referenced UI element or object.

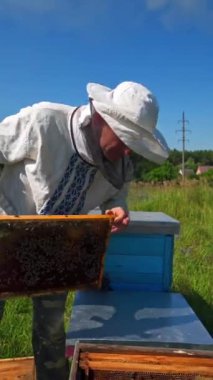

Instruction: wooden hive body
[70,342,213,380]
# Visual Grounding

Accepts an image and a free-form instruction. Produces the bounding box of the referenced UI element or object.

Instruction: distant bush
[200,169,213,186]
[143,161,178,183]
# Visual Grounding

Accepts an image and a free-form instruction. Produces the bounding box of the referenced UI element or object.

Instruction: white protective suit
[0,102,130,216]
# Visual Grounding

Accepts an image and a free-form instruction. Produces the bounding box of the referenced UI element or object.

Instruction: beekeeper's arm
[100,182,130,233]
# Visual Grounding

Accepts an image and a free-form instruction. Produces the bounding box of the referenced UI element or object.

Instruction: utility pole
[176,112,191,181]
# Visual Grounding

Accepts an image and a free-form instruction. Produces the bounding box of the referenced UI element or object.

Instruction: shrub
[200,169,213,186]
[143,161,178,183]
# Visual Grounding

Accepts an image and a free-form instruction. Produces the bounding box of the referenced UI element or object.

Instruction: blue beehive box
[104,211,180,292]
[66,212,213,356]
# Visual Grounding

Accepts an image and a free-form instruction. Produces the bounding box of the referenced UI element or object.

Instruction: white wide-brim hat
[87,81,169,164]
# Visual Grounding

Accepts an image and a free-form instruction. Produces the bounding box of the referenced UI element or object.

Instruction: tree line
[131,149,213,182]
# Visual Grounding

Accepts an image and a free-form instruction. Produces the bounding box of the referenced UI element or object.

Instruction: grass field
[128,182,213,335]
[0,182,212,358]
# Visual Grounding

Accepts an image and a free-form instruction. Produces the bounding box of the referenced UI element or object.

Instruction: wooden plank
[0,357,35,380]
[0,214,113,221]
[79,352,213,376]
[107,234,165,256]
[108,281,162,291]
[105,255,163,273]
[79,359,213,376]
[74,342,213,356]
[104,272,162,284]
[163,234,174,289]
[80,351,213,365]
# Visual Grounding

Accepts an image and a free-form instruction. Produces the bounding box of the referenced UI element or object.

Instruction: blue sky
[0,0,212,151]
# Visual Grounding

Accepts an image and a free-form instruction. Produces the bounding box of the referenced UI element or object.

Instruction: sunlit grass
[0,292,75,358]
[128,182,213,334]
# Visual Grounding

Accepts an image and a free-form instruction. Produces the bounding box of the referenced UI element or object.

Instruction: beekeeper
[0,81,169,380]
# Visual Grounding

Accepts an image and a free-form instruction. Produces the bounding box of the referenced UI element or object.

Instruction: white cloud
[146,0,169,11]
[0,0,110,30]
[1,0,212,33]
[145,0,213,32]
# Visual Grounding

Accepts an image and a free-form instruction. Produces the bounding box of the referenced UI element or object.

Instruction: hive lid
[0,215,112,298]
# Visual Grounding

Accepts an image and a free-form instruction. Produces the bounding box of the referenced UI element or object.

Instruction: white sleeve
[0,108,32,165]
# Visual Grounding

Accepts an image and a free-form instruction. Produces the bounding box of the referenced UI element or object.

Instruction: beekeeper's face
[92,111,131,161]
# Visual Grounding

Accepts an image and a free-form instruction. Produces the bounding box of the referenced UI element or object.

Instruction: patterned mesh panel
[88,370,198,380]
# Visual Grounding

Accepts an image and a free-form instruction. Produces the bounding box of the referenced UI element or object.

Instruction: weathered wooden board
[0,215,112,298]
[0,356,35,380]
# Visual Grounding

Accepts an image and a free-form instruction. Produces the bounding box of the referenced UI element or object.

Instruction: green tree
[185,157,196,171]
[143,161,178,183]
[168,149,181,165]
[131,153,157,181]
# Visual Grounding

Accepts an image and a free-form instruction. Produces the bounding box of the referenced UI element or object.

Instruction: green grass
[0,182,212,358]
[0,292,74,358]
[128,182,213,335]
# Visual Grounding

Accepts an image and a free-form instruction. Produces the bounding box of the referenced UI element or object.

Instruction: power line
[176,111,191,181]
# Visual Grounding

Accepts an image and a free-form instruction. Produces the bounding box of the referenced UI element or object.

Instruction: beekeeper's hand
[105,207,129,233]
